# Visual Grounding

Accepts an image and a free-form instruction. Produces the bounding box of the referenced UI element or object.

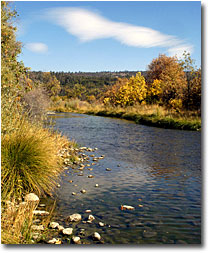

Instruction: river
[48,112,201,244]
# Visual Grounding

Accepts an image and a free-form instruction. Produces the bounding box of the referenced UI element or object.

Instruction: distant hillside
[29,71,147,99]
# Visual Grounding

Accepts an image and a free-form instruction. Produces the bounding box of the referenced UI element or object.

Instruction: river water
[49,112,201,244]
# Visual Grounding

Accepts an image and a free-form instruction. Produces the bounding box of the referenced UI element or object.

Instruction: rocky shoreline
[27,145,118,244]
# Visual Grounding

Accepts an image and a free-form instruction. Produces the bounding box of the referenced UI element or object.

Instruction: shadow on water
[47,112,201,244]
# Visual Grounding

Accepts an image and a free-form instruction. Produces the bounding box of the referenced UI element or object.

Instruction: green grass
[50,99,201,131]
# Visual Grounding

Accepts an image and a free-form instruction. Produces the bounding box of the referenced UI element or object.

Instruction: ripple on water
[48,112,201,244]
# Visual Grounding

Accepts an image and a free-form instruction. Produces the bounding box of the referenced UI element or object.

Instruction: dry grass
[50,99,201,130]
[1,200,38,244]
[1,118,73,200]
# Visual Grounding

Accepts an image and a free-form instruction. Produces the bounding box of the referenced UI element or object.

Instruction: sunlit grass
[1,200,37,244]
[1,119,73,200]
[50,99,201,131]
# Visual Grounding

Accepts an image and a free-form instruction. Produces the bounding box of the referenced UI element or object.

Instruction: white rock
[33,210,49,216]
[99,222,105,227]
[72,236,81,244]
[85,210,92,213]
[95,184,99,187]
[88,215,95,222]
[31,225,44,231]
[39,204,46,207]
[93,232,101,241]
[121,205,135,210]
[58,225,64,231]
[62,228,73,235]
[80,189,86,194]
[49,222,59,229]
[72,192,76,195]
[25,193,39,202]
[47,238,60,244]
[67,213,82,222]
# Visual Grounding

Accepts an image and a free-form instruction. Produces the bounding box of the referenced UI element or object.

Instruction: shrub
[1,120,66,200]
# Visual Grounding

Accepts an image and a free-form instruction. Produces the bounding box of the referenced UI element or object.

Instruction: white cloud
[46,7,193,57]
[167,44,193,58]
[25,42,48,53]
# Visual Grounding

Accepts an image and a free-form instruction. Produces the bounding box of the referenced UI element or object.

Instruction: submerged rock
[143,229,157,238]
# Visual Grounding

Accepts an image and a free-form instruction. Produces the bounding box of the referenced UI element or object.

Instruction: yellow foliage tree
[103,72,147,106]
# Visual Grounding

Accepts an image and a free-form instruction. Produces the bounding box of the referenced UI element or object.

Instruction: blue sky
[13,1,201,72]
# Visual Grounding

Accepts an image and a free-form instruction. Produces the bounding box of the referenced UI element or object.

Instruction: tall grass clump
[1,119,67,200]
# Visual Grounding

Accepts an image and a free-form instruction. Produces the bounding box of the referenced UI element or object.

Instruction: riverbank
[1,122,79,244]
[50,100,201,131]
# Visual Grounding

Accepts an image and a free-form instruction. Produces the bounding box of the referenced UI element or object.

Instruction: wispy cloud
[45,7,193,57]
[25,42,48,53]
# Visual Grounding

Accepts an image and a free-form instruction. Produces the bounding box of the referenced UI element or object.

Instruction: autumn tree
[179,52,201,111]
[42,72,61,98]
[103,72,147,107]
[146,54,187,109]
[1,1,29,134]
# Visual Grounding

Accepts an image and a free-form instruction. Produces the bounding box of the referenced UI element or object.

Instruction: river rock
[25,193,39,202]
[67,213,82,222]
[47,238,62,244]
[120,205,135,210]
[72,192,76,195]
[62,228,73,235]
[88,175,94,178]
[143,229,157,238]
[99,222,105,227]
[31,225,44,231]
[88,215,95,222]
[58,225,64,231]
[106,168,112,171]
[33,210,49,216]
[72,236,81,244]
[85,210,92,213]
[39,203,46,207]
[92,232,101,241]
[80,189,86,194]
[95,184,99,187]
[49,222,59,229]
